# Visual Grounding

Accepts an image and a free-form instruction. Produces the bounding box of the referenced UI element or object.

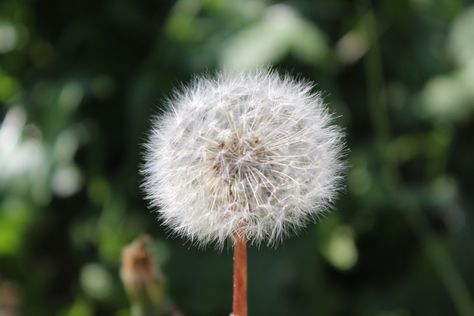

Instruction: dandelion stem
[233,236,247,316]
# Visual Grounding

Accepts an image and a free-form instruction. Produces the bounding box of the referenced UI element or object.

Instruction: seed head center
[211,133,265,183]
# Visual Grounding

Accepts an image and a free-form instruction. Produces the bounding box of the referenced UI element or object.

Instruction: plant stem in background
[233,237,247,316]
[360,2,474,315]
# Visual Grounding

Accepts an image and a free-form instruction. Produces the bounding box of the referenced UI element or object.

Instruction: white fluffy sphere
[143,70,345,247]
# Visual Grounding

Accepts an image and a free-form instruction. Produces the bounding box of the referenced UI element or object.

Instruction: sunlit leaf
[448,6,474,66]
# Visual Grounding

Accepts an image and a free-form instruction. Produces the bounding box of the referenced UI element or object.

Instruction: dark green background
[1,0,474,315]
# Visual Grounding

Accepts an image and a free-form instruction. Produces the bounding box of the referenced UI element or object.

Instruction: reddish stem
[232,237,248,316]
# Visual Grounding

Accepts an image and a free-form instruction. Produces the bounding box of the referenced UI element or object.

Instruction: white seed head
[143,70,345,248]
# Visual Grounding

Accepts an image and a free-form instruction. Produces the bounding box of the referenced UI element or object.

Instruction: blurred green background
[1,0,474,315]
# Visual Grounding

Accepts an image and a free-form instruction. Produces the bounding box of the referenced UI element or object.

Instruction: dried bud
[0,280,21,316]
[121,235,165,316]
[121,235,161,291]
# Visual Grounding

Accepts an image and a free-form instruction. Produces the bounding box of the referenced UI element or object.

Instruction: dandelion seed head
[143,70,345,247]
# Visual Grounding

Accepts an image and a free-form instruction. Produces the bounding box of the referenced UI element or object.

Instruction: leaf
[448,6,474,66]
[219,4,329,70]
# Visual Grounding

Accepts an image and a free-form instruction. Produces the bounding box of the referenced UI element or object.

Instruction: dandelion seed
[142,70,345,248]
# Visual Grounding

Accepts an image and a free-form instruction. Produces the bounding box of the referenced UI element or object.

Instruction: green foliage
[1,0,474,315]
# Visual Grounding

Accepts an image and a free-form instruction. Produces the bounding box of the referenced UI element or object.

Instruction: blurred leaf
[0,19,18,53]
[80,263,115,302]
[0,199,32,255]
[219,4,329,70]
[420,72,474,123]
[336,29,368,64]
[448,6,474,66]
[0,70,20,101]
[61,298,94,316]
[322,225,358,271]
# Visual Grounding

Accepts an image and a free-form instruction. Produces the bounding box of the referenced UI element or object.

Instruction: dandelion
[142,70,345,316]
